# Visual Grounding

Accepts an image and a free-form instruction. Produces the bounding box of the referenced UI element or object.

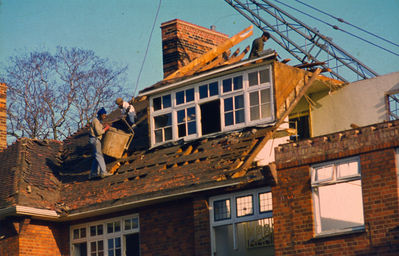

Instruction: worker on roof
[249,31,271,59]
[115,97,136,126]
[88,107,112,179]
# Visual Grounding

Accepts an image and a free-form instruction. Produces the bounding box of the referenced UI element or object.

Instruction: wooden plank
[164,25,253,80]
[223,45,250,65]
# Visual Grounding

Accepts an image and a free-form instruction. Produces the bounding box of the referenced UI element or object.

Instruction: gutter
[0,205,58,221]
[138,53,276,97]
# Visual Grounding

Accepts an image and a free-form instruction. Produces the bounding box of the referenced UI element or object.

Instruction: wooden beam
[165,25,253,80]
[223,45,250,65]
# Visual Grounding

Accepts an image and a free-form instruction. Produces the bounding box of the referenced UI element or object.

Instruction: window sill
[313,227,365,239]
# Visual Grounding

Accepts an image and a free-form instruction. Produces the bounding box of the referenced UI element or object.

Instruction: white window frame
[70,214,140,256]
[149,65,274,147]
[209,187,273,254]
[311,157,365,237]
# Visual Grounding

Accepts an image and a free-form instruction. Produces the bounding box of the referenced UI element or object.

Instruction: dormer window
[149,65,274,146]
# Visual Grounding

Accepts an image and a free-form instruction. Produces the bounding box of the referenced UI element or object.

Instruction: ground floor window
[71,214,140,256]
[209,187,274,256]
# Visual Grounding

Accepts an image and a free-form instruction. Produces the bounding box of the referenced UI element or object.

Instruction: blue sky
[1,0,398,96]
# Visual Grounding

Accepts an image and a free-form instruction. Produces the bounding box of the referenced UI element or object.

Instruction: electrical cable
[271,0,399,57]
[133,0,162,96]
[293,0,399,48]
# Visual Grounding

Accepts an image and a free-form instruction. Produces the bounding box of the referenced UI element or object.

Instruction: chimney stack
[160,19,229,78]
[0,83,7,151]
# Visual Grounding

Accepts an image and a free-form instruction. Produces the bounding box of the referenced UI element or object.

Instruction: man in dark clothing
[249,31,271,59]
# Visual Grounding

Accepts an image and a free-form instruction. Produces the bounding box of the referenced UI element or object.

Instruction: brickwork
[161,19,228,77]
[0,83,7,151]
[140,199,195,255]
[273,120,399,255]
[193,196,211,256]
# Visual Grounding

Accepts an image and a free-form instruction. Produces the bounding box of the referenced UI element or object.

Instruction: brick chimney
[161,19,229,78]
[0,83,7,151]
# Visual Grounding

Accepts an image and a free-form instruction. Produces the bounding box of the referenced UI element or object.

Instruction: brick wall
[0,83,7,151]
[273,120,399,255]
[193,196,211,256]
[161,19,228,77]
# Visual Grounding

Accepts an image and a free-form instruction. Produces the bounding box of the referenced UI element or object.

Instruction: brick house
[0,19,398,256]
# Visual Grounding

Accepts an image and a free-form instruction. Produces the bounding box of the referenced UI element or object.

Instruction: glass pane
[250,106,260,121]
[316,180,364,233]
[260,88,270,103]
[91,253,96,256]
[97,225,103,235]
[187,107,195,121]
[90,226,96,237]
[261,103,271,119]
[115,237,121,248]
[233,76,243,90]
[115,221,120,232]
[154,113,172,128]
[177,110,185,123]
[240,218,274,250]
[116,249,121,256]
[235,95,244,109]
[315,165,334,182]
[98,241,103,250]
[188,121,196,135]
[109,250,114,256]
[81,228,86,238]
[155,129,163,143]
[107,223,113,234]
[209,82,218,96]
[259,69,270,83]
[132,217,139,228]
[153,97,161,111]
[224,97,233,111]
[248,71,258,86]
[98,252,104,256]
[225,112,234,126]
[125,219,131,230]
[236,195,254,217]
[250,91,259,106]
[176,91,184,105]
[337,161,359,178]
[199,85,208,99]
[162,94,171,108]
[165,127,172,141]
[235,109,245,123]
[186,88,194,102]
[259,192,273,212]
[214,199,231,221]
[73,229,79,239]
[223,78,232,93]
[178,124,186,137]
[91,242,96,252]
[108,239,114,249]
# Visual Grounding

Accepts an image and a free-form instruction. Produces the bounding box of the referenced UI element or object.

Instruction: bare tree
[1,47,128,141]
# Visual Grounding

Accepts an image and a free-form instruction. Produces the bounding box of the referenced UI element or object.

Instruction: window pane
[91,242,96,252]
[176,91,184,105]
[73,229,79,239]
[235,110,245,123]
[107,223,113,234]
[125,219,131,230]
[259,192,273,212]
[199,85,208,99]
[108,239,114,249]
[214,199,231,221]
[250,91,259,106]
[154,113,172,128]
[116,249,121,256]
[97,225,103,235]
[177,110,185,123]
[187,107,195,121]
[233,76,243,90]
[162,95,171,108]
[259,69,270,83]
[223,78,232,93]
[250,106,260,121]
[235,95,244,109]
[314,165,334,182]
[315,180,364,233]
[109,251,114,256]
[178,124,186,137]
[153,97,161,111]
[188,121,196,135]
[165,127,172,141]
[155,130,163,143]
[115,237,121,248]
[224,97,233,111]
[90,226,96,237]
[81,228,86,238]
[236,195,254,217]
[248,71,258,86]
[261,104,271,119]
[260,88,270,103]
[337,161,359,178]
[131,217,139,228]
[115,221,120,232]
[225,112,234,126]
[186,88,194,102]
[209,82,218,96]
